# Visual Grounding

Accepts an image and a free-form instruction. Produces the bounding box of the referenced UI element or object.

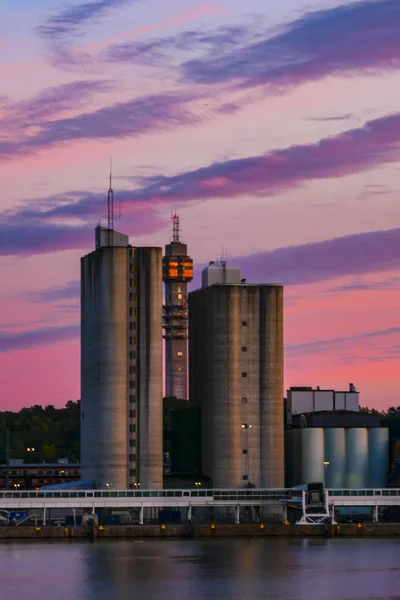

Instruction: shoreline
[1,523,400,540]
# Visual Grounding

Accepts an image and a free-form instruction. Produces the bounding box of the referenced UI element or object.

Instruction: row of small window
[129,395,136,404]
[129,322,136,330]
[129,410,136,419]
[129,454,136,462]
[128,290,136,299]
[129,366,136,374]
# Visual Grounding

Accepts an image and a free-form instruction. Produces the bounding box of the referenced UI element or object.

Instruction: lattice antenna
[172,213,180,242]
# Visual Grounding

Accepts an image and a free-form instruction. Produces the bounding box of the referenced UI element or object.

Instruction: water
[0,538,399,600]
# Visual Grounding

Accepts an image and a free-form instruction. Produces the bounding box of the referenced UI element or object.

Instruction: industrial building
[163,215,193,399]
[287,384,359,415]
[285,385,389,488]
[189,263,284,489]
[81,223,163,490]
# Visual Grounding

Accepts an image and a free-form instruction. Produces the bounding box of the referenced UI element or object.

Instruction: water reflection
[0,538,399,600]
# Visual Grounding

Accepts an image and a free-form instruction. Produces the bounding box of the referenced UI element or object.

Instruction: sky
[1,0,400,411]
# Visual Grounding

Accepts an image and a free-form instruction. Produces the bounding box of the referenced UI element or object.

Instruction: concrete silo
[189,282,284,488]
[81,226,163,489]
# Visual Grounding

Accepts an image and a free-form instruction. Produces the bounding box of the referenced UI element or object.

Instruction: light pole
[323,461,329,486]
[241,424,252,486]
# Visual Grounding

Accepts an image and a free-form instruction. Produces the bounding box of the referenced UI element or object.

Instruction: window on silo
[242,372,247,378]
[242,321,247,326]
[177,351,183,356]
[242,346,247,352]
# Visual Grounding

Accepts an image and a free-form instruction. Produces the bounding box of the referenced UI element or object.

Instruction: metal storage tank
[301,428,325,484]
[368,428,389,488]
[346,428,369,488]
[324,428,346,488]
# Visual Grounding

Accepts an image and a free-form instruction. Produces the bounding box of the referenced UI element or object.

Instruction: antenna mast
[107,157,114,232]
[172,213,180,243]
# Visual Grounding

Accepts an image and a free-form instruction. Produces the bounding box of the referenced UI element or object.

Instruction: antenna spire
[171,213,180,243]
[107,157,114,232]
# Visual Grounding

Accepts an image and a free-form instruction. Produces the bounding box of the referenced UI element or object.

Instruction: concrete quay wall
[1,524,400,540]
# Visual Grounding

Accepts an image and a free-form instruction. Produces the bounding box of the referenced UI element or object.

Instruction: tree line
[0,401,398,464]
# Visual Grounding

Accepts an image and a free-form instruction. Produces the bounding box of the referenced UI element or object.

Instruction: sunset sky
[1,0,400,411]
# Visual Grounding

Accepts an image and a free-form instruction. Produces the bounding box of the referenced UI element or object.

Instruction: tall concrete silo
[81,226,163,489]
[189,282,284,488]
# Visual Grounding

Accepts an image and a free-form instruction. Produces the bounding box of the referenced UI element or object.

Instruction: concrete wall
[81,247,130,488]
[189,284,284,488]
[136,247,163,489]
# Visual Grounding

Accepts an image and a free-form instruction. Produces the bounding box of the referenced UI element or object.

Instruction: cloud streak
[1,80,112,126]
[0,324,79,353]
[0,90,199,160]
[37,0,132,41]
[25,281,80,303]
[2,111,400,256]
[286,326,400,357]
[232,228,400,287]
[180,0,400,90]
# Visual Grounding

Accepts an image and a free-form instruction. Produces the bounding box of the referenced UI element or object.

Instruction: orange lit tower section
[163,214,193,399]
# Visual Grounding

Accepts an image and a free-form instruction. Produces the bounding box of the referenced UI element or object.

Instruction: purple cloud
[25,281,80,303]
[37,0,133,41]
[180,0,400,90]
[232,228,400,287]
[286,327,400,357]
[0,91,199,160]
[0,324,79,353]
[1,80,112,127]
[2,111,400,256]
[106,26,250,65]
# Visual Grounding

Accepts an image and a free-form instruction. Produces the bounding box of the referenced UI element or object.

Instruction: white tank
[368,428,389,488]
[346,428,369,488]
[324,428,346,488]
[301,428,325,484]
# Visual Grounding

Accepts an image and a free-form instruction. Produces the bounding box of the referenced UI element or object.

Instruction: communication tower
[162,214,193,399]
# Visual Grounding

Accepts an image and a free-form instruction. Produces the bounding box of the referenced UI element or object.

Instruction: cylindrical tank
[346,428,369,488]
[301,428,325,484]
[368,428,389,488]
[259,286,284,488]
[324,428,346,488]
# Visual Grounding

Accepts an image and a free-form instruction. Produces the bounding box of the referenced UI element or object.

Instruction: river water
[0,538,399,600]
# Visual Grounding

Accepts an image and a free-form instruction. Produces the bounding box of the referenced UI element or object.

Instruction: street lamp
[26,447,35,452]
[195,481,201,488]
[133,482,141,488]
